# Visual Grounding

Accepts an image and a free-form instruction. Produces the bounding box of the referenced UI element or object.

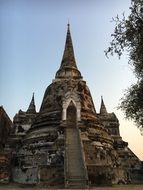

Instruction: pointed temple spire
[27,93,36,114]
[61,23,77,69]
[55,24,82,79]
[100,96,108,115]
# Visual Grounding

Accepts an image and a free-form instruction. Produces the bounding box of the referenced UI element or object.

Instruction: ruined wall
[112,167,128,184]
[12,159,64,185]
[0,153,11,183]
[12,167,38,184]
[0,106,12,150]
[130,168,143,183]
[13,109,37,135]
[39,166,64,186]
[11,129,64,185]
[88,165,112,185]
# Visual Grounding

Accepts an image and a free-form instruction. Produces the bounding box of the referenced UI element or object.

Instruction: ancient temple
[1,24,143,188]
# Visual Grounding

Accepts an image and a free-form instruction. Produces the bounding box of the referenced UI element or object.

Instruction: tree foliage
[119,79,143,133]
[105,0,143,131]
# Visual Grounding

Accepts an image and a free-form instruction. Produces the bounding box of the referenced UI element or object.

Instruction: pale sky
[0,0,143,160]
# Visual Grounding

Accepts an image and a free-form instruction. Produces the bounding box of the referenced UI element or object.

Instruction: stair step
[65,127,87,189]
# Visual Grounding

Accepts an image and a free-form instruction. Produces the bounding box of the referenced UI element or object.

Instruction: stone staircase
[64,126,88,189]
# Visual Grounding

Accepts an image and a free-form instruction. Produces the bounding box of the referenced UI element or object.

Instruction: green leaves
[106,0,143,131]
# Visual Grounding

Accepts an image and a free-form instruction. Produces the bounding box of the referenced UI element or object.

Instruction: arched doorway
[67,101,77,127]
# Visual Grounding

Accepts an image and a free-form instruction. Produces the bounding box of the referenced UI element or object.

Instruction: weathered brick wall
[130,169,143,183]
[39,165,64,185]
[12,167,38,184]
[0,153,11,183]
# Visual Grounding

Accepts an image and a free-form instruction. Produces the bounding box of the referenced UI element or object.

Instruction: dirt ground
[0,184,143,190]
[92,184,143,190]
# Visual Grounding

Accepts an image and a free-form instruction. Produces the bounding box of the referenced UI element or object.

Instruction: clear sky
[0,0,143,160]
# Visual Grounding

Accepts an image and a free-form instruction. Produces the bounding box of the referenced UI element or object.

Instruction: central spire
[61,23,77,69]
[55,24,82,79]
